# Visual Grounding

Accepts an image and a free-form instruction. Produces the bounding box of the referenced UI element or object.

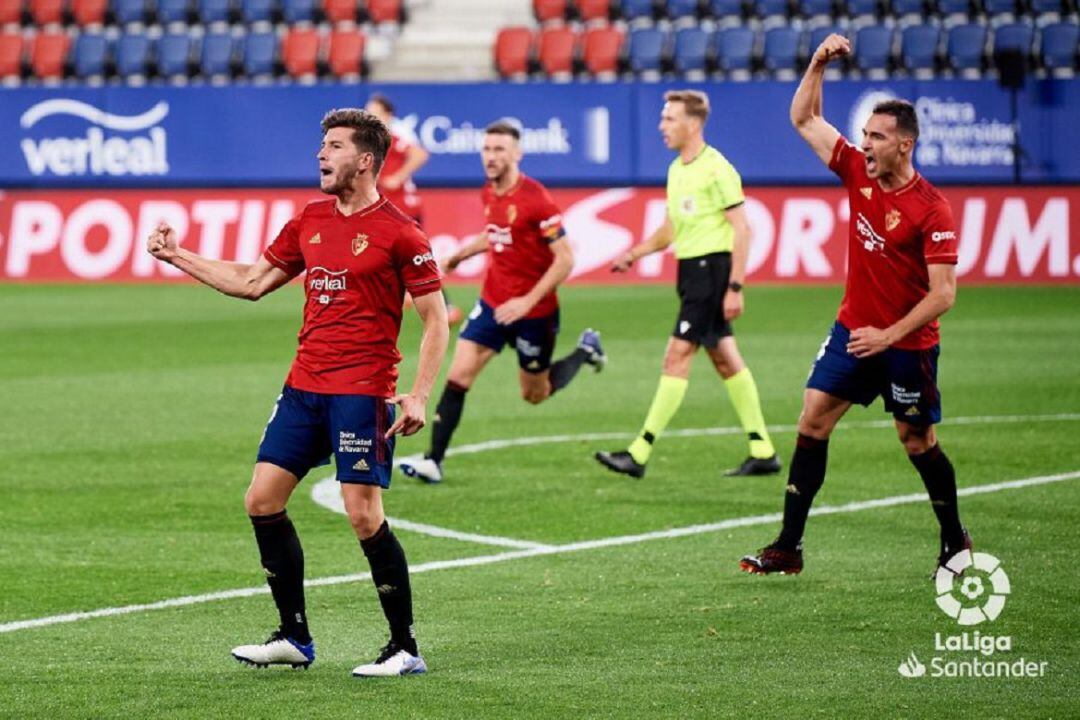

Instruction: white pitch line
[3,468,1079,636]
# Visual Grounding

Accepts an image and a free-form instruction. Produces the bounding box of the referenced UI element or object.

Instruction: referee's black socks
[361,521,418,656]
[250,510,311,644]
[428,380,468,465]
[776,434,830,552]
[909,444,965,548]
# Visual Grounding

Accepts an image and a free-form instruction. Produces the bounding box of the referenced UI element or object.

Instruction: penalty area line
[2,468,1079,636]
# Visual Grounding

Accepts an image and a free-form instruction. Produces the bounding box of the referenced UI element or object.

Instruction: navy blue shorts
[256,386,395,487]
[458,299,560,374]
[806,321,942,425]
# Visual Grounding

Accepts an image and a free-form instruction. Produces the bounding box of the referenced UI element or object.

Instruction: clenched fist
[146,221,179,262]
[812,33,851,67]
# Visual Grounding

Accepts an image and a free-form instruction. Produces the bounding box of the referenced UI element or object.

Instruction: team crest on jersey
[309,233,321,244]
[860,187,873,200]
[681,196,696,215]
[885,209,902,232]
[507,204,518,224]
[352,234,369,256]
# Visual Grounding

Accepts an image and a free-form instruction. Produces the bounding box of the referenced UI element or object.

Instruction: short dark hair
[485,120,521,141]
[664,90,710,121]
[367,93,394,115]
[320,108,391,174]
[872,99,919,141]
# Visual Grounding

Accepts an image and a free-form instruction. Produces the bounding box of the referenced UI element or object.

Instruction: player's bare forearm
[885,265,957,343]
[448,234,489,269]
[792,34,848,165]
[411,292,450,402]
[524,239,573,307]
[725,205,752,284]
[168,249,256,298]
[615,217,673,271]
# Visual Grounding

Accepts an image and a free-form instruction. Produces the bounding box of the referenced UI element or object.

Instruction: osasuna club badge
[886,209,902,232]
[352,234,369,256]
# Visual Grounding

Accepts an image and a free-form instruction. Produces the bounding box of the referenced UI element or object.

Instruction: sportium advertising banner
[1,187,1075,283]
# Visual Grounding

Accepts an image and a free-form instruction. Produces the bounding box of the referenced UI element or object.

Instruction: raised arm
[386,290,450,437]
[791,33,849,166]
[611,214,675,272]
[147,222,292,300]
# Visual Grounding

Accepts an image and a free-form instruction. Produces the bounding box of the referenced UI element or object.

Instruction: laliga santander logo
[935,550,1010,626]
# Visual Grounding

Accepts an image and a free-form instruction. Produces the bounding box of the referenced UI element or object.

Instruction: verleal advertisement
[1,186,1075,283]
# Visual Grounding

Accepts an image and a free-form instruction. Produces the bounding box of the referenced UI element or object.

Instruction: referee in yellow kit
[595,89,779,479]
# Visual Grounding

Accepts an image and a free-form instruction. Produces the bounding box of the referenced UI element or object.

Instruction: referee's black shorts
[673,251,733,348]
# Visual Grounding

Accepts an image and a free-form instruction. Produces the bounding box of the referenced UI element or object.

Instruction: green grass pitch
[1,283,1078,719]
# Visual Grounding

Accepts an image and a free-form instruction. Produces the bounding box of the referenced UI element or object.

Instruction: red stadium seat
[282,27,320,77]
[30,30,69,79]
[327,28,364,77]
[323,0,356,25]
[29,0,64,25]
[71,0,108,26]
[0,0,23,26]
[577,0,611,23]
[493,26,533,78]
[533,0,567,24]
[582,25,622,75]
[366,0,400,24]
[0,31,24,80]
[537,26,576,77]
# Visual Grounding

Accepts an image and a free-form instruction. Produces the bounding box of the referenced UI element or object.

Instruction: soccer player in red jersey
[365,93,464,326]
[740,35,971,576]
[146,109,449,676]
[398,120,606,485]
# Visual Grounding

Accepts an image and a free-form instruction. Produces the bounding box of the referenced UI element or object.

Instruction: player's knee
[244,489,284,517]
[797,412,835,440]
[521,386,548,405]
[347,507,382,538]
[898,423,935,454]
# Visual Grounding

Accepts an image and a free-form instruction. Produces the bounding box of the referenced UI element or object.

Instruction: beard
[321,164,360,195]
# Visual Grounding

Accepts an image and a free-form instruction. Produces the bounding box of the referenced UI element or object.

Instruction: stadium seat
[713,26,755,78]
[983,0,1018,20]
[993,22,1033,58]
[327,27,364,78]
[111,0,147,25]
[533,0,567,24]
[753,0,789,21]
[199,31,235,79]
[621,0,657,24]
[157,0,190,25]
[30,31,69,80]
[577,0,611,23]
[808,25,843,54]
[890,0,923,20]
[901,24,940,76]
[708,0,744,25]
[947,23,986,76]
[242,30,277,77]
[494,26,533,78]
[323,0,356,25]
[763,26,800,78]
[0,1,21,26]
[282,27,320,78]
[672,26,709,76]
[157,31,193,79]
[582,25,623,77]
[115,32,152,80]
[72,0,108,26]
[843,0,877,19]
[854,24,893,76]
[937,0,971,19]
[668,0,701,23]
[367,0,401,24]
[800,0,834,21]
[1031,0,1067,20]
[1040,22,1078,76]
[241,0,275,24]
[536,26,576,77]
[626,26,666,76]
[0,31,24,82]
[30,0,65,25]
[282,0,316,23]
[198,0,231,24]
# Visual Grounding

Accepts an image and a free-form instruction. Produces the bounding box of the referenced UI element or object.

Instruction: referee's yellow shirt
[665,145,745,260]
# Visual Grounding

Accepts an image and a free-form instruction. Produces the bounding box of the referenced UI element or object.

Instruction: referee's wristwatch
[728,281,744,292]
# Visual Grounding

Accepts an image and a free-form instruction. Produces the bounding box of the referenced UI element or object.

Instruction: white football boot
[397,455,443,484]
[352,642,427,677]
[231,630,315,669]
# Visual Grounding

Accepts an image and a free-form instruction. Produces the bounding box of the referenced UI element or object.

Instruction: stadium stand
[622,0,657,25]
[324,0,359,26]
[627,26,666,77]
[709,0,745,26]
[534,0,568,25]
[115,31,152,81]
[73,31,109,80]
[30,0,65,26]
[111,0,147,26]
[0,30,24,82]
[672,25,710,78]
[158,31,193,80]
[72,0,108,27]
[901,23,941,78]
[855,24,894,77]
[241,0,275,25]
[800,0,835,23]
[367,0,401,25]
[30,30,69,80]
[157,0,190,26]
[1039,21,1078,76]
[282,26,319,79]
[764,25,801,78]
[1,0,22,26]
[200,30,235,81]
[948,22,988,77]
[327,27,365,78]
[582,24,623,78]
[993,21,1034,61]
[242,30,277,78]
[282,0,316,24]
[713,25,755,80]
[669,0,702,24]
[494,25,533,79]
[537,25,576,77]
[578,0,612,24]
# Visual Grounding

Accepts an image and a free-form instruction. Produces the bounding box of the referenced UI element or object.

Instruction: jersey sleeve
[828,136,863,185]
[533,186,567,244]
[921,199,959,265]
[263,212,306,279]
[712,159,745,210]
[393,223,443,297]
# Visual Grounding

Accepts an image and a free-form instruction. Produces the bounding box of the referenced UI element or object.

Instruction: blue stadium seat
[242,31,277,77]
[672,26,709,74]
[901,24,940,75]
[994,22,1033,57]
[282,0,315,23]
[73,32,108,78]
[713,26,755,76]
[808,25,844,54]
[891,0,923,17]
[200,31,235,78]
[157,0,190,25]
[763,26,800,76]
[753,0,789,19]
[621,0,657,23]
[947,23,987,74]
[667,0,700,22]
[158,32,193,79]
[800,0,834,19]
[241,0,275,23]
[983,0,1018,19]
[1031,0,1067,18]
[937,0,971,17]
[1040,22,1078,75]
[844,0,877,18]
[115,32,152,79]
[709,0,744,23]
[198,0,231,24]
[626,27,667,74]
[854,24,893,74]
[111,0,147,25]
